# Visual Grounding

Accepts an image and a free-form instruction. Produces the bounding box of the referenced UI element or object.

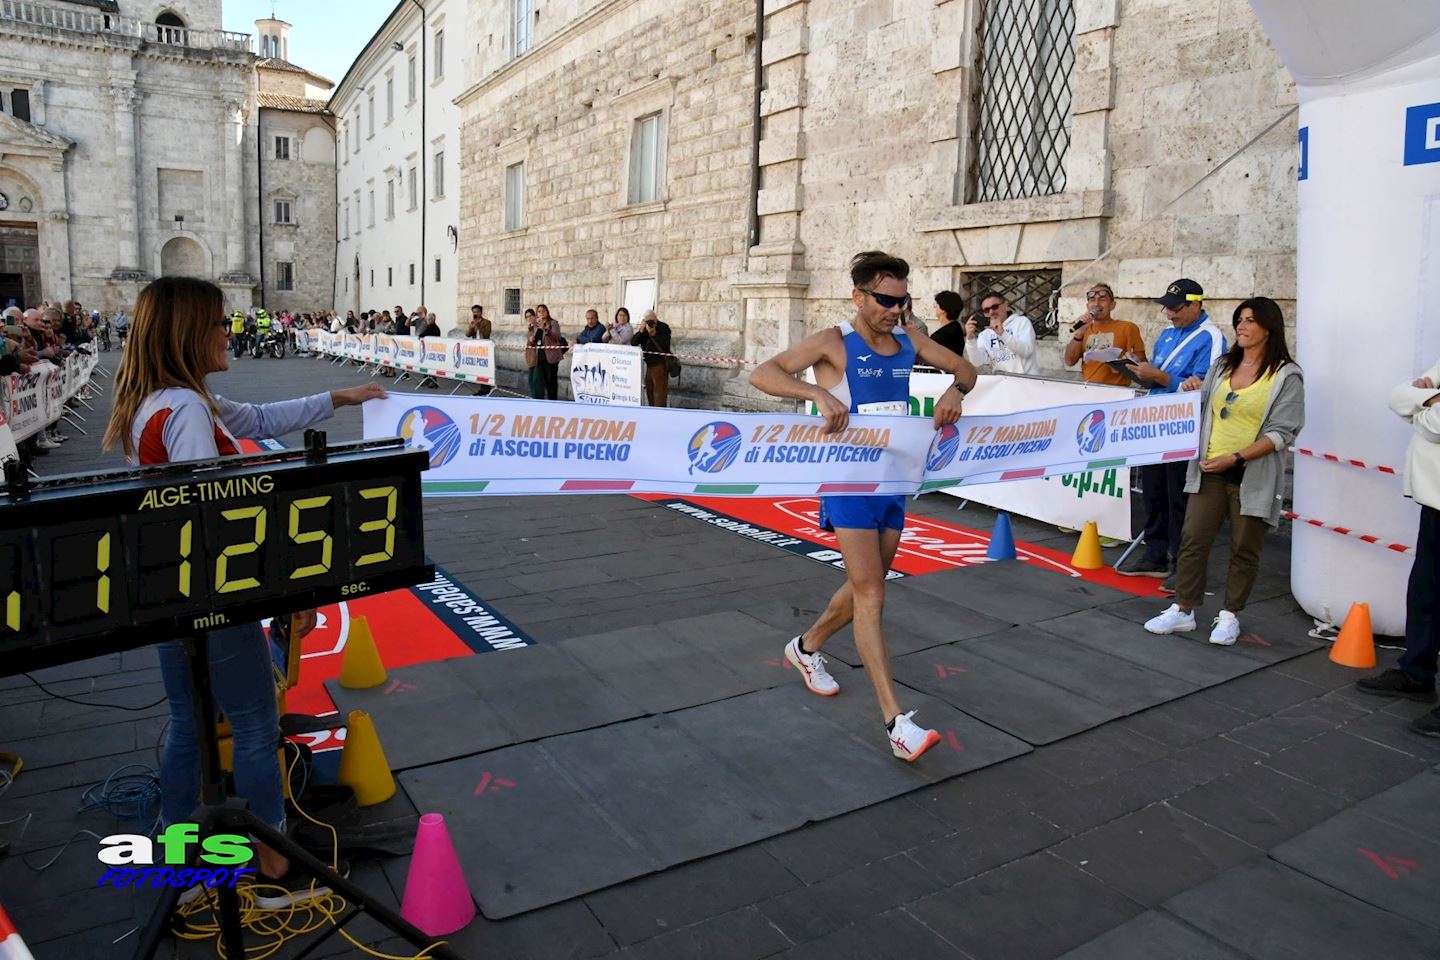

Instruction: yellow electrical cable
[171,741,449,959]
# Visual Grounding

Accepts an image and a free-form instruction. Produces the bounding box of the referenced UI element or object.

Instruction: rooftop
[257,92,331,114]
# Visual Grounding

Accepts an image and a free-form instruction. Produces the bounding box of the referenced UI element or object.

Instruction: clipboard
[1106,358,1151,386]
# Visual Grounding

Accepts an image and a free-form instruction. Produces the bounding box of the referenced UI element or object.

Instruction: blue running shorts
[818,495,906,533]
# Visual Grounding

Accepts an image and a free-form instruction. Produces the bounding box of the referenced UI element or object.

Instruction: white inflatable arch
[1248,1,1440,634]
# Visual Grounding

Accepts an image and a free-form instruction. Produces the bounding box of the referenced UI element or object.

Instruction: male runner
[750,251,978,761]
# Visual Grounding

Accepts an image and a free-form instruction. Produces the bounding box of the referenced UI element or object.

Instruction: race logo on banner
[363,391,1199,498]
[450,339,495,383]
[570,343,644,406]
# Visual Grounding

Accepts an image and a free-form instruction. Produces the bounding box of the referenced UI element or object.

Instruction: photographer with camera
[632,309,673,407]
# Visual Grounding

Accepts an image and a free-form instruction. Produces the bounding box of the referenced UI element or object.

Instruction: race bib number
[857,401,907,416]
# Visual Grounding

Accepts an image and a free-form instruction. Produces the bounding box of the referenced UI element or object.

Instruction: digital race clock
[0,437,432,676]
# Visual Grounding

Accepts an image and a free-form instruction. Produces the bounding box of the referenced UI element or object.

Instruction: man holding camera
[632,310,672,407]
[963,291,1038,375]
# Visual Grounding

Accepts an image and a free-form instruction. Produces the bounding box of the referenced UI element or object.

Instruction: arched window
[155,12,186,45]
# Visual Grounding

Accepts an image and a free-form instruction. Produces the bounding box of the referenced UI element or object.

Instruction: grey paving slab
[1356,768,1440,839]
[582,846,800,948]
[755,852,947,947]
[908,852,1144,960]
[1051,803,1260,907]
[398,743,655,919]
[767,907,969,960]
[894,566,1100,624]
[1259,728,1433,802]
[1271,807,1440,930]
[326,659,516,770]
[1055,911,1247,960]
[906,808,1068,886]
[1221,610,1327,666]
[1169,763,1353,849]
[963,626,1200,714]
[541,715,798,868]
[559,623,761,715]
[449,642,647,741]
[672,687,929,821]
[608,905,793,960]
[1035,608,1259,687]
[1163,857,1437,960]
[760,797,953,885]
[1025,724,1173,789]
[893,642,1121,745]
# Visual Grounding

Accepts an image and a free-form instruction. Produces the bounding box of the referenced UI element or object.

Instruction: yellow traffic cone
[1071,521,1104,570]
[337,710,396,806]
[1328,602,1377,669]
[339,616,388,689]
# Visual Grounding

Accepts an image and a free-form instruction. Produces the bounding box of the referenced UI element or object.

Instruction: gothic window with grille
[960,269,1062,339]
[504,288,522,315]
[967,0,1075,203]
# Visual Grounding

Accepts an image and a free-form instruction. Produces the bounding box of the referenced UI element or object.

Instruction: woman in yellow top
[1145,297,1305,644]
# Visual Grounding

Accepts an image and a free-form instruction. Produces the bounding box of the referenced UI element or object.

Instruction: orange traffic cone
[339,616,387,689]
[1071,521,1104,570]
[0,901,35,960]
[1328,602,1376,669]
[336,710,396,806]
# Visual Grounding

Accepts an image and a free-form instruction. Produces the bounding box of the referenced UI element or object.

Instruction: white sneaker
[1209,610,1240,646]
[785,636,838,696]
[35,436,60,450]
[1145,604,1197,635]
[888,710,941,762]
[48,431,67,443]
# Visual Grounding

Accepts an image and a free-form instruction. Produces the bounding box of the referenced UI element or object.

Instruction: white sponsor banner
[6,370,42,439]
[0,352,97,441]
[569,343,644,406]
[448,339,496,384]
[418,337,454,378]
[917,373,1137,541]
[393,336,421,371]
[373,334,396,368]
[363,391,1199,497]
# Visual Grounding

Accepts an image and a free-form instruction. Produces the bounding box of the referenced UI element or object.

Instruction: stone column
[108,84,143,273]
[222,97,248,273]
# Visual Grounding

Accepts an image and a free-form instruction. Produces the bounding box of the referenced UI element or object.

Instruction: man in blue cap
[1117,278,1225,589]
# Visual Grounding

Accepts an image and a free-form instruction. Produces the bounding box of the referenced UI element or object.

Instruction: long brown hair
[104,276,224,459]
[1218,296,1293,380]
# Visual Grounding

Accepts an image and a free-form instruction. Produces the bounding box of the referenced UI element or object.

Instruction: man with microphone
[1063,283,1146,385]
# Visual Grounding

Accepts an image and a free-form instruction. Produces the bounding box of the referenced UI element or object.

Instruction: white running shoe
[1145,604,1197,635]
[889,711,941,762]
[1209,610,1240,646]
[785,636,838,696]
[35,436,60,450]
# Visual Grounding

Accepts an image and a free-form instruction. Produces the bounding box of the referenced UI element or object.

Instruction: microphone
[1072,306,1102,332]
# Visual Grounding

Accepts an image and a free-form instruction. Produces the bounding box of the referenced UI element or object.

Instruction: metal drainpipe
[747,0,763,250]
[256,107,266,308]
[410,0,427,306]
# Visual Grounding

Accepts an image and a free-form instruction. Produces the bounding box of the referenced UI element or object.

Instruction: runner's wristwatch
[952,381,973,396]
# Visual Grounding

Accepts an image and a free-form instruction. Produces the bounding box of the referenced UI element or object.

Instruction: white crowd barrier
[301,330,496,387]
[0,348,99,461]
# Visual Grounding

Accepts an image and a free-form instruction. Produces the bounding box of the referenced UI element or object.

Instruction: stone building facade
[0,0,258,312]
[454,0,757,395]
[332,0,464,331]
[254,16,337,314]
[455,0,1298,405]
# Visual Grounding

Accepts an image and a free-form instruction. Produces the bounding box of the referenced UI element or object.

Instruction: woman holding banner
[1144,297,1305,645]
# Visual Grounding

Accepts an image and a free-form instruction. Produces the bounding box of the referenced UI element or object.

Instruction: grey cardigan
[1184,360,1305,527]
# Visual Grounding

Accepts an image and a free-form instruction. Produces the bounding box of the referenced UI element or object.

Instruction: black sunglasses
[1218,390,1239,419]
[859,288,912,311]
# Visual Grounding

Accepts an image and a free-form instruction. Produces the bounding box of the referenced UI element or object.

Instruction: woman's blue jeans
[154,622,286,830]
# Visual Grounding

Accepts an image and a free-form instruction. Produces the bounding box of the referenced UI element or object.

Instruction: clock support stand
[132,628,461,960]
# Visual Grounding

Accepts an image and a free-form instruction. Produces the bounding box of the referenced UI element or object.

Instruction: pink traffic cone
[400,813,477,937]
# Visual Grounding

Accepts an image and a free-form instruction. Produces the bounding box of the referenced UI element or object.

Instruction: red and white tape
[1293,447,1399,476]
[1283,511,1414,555]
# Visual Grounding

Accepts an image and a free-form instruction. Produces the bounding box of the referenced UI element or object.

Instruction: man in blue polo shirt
[1118,278,1226,588]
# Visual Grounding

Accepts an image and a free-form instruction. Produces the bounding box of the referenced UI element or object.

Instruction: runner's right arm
[749,329,851,434]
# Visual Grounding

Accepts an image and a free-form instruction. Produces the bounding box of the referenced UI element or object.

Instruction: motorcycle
[251,330,286,359]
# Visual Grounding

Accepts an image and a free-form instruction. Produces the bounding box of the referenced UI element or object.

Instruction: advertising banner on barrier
[393,336,421,371]
[448,339,495,384]
[6,370,42,439]
[569,344,644,405]
[419,337,454,378]
[364,391,1199,497]
[917,373,1137,540]
[373,334,395,368]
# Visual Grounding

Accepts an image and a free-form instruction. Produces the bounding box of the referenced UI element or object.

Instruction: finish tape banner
[312,331,496,385]
[362,390,1199,497]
